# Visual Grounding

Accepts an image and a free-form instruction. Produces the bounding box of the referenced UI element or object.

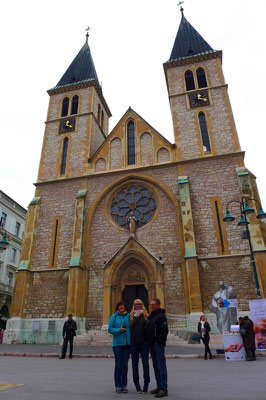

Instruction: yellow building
[5,10,266,344]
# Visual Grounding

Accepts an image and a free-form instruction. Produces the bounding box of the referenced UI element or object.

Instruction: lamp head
[223,210,235,223]
[257,207,266,222]
[238,214,248,227]
[0,234,9,250]
[242,203,255,217]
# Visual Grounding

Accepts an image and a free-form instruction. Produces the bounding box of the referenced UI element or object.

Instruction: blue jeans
[113,345,131,388]
[131,343,150,389]
[150,344,168,392]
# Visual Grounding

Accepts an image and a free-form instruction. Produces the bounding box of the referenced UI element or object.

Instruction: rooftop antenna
[85,26,91,42]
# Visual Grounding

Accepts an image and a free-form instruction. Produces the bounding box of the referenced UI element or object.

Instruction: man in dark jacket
[59,314,77,359]
[243,316,256,361]
[147,298,168,398]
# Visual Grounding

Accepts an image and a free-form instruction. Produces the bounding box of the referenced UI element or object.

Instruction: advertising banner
[249,299,266,350]
[223,333,245,361]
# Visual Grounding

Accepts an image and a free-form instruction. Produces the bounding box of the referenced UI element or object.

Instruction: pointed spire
[54,35,99,90]
[168,11,214,62]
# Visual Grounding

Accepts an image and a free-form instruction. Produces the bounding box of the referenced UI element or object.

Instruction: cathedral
[5,10,266,343]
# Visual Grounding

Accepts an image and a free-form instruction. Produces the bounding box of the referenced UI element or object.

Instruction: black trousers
[202,336,212,359]
[61,337,73,357]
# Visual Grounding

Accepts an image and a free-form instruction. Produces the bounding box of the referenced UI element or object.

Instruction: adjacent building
[0,190,26,328]
[5,10,266,344]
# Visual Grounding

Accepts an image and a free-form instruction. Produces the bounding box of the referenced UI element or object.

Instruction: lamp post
[0,218,10,253]
[223,196,266,299]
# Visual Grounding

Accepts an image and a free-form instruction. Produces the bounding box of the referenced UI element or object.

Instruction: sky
[1,0,265,211]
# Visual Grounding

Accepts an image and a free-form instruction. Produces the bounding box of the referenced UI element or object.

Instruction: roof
[51,40,100,90]
[167,11,215,63]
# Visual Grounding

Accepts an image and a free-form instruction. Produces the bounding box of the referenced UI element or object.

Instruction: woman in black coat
[198,315,213,360]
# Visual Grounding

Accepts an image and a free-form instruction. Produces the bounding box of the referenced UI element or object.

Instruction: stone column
[236,168,266,296]
[11,196,41,317]
[67,190,88,317]
[178,176,203,324]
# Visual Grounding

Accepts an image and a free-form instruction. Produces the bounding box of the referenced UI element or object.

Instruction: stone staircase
[75,329,188,346]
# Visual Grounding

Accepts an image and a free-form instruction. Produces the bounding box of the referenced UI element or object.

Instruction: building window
[215,201,225,253]
[101,111,104,130]
[71,95,79,115]
[10,248,17,262]
[127,121,135,165]
[196,67,208,88]
[7,271,13,287]
[97,104,101,121]
[61,97,69,117]
[198,112,211,152]
[111,184,157,229]
[60,137,69,175]
[15,222,20,236]
[185,70,195,91]
[0,212,7,227]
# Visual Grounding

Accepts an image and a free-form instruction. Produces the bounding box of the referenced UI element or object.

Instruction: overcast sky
[1,0,265,212]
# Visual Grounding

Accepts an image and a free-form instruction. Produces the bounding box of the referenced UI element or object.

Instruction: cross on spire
[85,26,91,42]
[177,1,184,14]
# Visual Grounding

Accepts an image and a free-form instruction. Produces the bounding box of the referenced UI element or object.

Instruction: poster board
[223,333,245,361]
[249,299,266,350]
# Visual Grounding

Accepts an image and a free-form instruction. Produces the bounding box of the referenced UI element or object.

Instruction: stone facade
[6,16,266,344]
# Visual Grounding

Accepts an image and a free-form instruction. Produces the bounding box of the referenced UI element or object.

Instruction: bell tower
[37,33,111,182]
[164,8,241,161]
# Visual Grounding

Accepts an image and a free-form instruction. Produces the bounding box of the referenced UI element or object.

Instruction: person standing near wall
[147,298,168,398]
[108,301,131,394]
[130,299,150,394]
[197,315,213,360]
[59,314,77,359]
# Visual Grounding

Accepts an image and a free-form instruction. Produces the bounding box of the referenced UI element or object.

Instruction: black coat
[62,319,77,339]
[131,314,147,344]
[242,319,256,350]
[198,321,211,341]
[146,308,168,346]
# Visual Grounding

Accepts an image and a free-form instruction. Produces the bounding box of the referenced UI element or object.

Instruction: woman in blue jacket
[108,301,131,393]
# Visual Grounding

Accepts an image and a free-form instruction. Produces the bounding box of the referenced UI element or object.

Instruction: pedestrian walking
[197,315,213,360]
[147,298,168,398]
[130,299,150,394]
[108,301,131,394]
[59,314,77,359]
[242,316,256,361]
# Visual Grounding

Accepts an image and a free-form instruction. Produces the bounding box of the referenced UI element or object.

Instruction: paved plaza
[1,356,266,400]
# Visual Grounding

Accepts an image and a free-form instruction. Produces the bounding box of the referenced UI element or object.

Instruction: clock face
[59,117,76,134]
[189,90,210,108]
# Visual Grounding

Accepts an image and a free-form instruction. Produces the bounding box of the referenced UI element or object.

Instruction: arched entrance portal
[103,238,164,325]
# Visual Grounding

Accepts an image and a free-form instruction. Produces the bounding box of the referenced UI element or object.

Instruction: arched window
[185,70,195,91]
[198,112,211,152]
[127,121,135,165]
[97,104,101,121]
[61,97,69,117]
[101,111,104,130]
[197,68,208,88]
[71,95,79,115]
[60,137,69,175]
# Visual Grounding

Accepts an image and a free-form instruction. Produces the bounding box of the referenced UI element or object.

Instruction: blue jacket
[108,312,131,347]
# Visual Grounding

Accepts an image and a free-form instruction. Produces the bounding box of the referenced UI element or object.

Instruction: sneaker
[59,356,65,359]
[69,355,73,359]
[136,386,142,394]
[150,387,160,394]
[116,387,122,394]
[142,385,148,394]
[122,387,128,393]
[155,390,168,398]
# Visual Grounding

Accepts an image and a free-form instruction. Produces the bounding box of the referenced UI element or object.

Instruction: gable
[90,108,176,173]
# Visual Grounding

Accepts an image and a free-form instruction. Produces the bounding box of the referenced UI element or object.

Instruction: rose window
[111,184,157,229]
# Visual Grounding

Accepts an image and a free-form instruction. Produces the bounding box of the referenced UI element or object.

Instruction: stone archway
[102,238,164,325]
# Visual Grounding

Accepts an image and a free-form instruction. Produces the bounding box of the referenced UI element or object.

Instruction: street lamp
[223,196,266,299]
[0,220,10,253]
